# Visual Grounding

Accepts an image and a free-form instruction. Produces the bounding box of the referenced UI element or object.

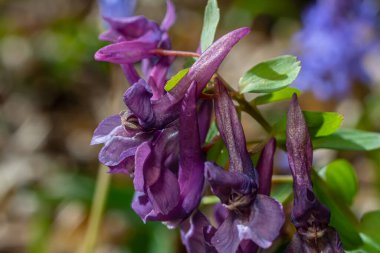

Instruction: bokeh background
[1,0,380,252]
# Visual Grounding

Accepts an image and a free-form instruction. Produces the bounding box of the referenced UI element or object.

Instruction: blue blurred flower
[98,0,136,18]
[292,0,380,100]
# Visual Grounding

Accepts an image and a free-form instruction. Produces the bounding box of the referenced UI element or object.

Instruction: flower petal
[147,167,180,215]
[240,194,284,248]
[286,94,330,228]
[178,81,205,212]
[91,114,121,145]
[198,99,212,143]
[95,40,156,64]
[160,0,176,32]
[205,161,253,203]
[131,191,154,222]
[257,138,276,195]
[211,213,241,253]
[180,211,215,253]
[108,156,134,175]
[98,0,136,19]
[99,136,142,166]
[286,94,313,192]
[214,79,255,178]
[102,16,159,41]
[123,79,155,127]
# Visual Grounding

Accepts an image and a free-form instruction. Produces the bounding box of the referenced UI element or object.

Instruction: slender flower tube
[204,79,284,253]
[256,138,276,196]
[285,94,344,252]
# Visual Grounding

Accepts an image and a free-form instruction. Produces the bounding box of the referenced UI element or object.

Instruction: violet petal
[160,0,176,32]
[147,167,180,215]
[98,136,141,166]
[178,81,205,213]
[123,79,155,127]
[91,114,121,145]
[95,40,156,64]
[211,194,284,252]
[214,80,255,178]
[257,138,276,195]
[205,161,253,203]
[180,211,215,253]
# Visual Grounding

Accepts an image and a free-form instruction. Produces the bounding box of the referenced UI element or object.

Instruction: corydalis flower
[292,0,380,100]
[180,138,277,253]
[285,94,344,252]
[204,79,284,253]
[92,28,250,224]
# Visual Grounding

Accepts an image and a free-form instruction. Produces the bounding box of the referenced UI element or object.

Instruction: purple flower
[179,137,278,253]
[180,211,216,253]
[204,79,284,253]
[96,0,176,97]
[292,0,380,100]
[92,28,250,224]
[98,0,136,19]
[285,94,344,252]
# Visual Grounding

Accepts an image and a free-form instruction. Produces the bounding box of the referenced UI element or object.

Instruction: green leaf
[273,111,344,143]
[360,211,380,247]
[206,139,228,167]
[200,0,220,52]
[252,87,301,105]
[312,171,363,250]
[239,55,301,93]
[319,159,358,205]
[313,129,380,151]
[205,121,219,143]
[164,68,189,92]
[359,233,380,253]
[270,183,293,203]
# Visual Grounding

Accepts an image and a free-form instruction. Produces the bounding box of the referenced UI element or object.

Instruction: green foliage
[270,183,292,203]
[319,159,358,205]
[312,171,363,250]
[239,55,301,93]
[200,0,220,52]
[206,139,229,167]
[360,211,380,251]
[164,68,190,91]
[205,121,219,143]
[313,129,380,151]
[252,87,301,105]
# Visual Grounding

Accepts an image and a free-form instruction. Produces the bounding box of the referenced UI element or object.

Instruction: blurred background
[1,0,380,252]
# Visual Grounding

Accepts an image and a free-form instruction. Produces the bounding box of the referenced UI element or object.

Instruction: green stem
[272,175,293,184]
[79,66,121,253]
[235,95,272,133]
[79,166,111,253]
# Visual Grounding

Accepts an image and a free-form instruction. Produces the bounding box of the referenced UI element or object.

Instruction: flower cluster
[292,0,380,100]
[92,1,344,252]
